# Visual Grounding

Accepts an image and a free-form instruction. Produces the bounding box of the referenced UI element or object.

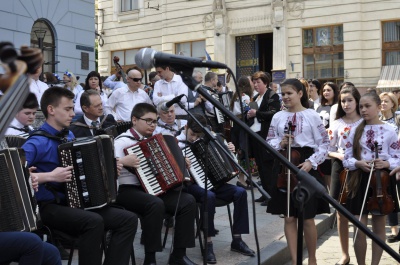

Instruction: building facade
[0,0,96,79]
[97,0,400,91]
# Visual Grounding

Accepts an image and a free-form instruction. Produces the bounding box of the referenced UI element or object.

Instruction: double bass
[113,56,127,84]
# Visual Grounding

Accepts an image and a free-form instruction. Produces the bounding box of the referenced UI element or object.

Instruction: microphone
[135,48,228,70]
[161,94,185,111]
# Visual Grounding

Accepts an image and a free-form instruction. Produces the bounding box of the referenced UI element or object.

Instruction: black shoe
[236,181,251,190]
[200,227,219,235]
[169,255,198,265]
[56,243,70,260]
[231,239,255,256]
[164,217,174,228]
[387,234,400,243]
[260,200,268,206]
[206,243,217,264]
[254,196,264,202]
[335,257,350,265]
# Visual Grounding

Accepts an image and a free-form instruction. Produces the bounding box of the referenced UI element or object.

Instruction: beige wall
[286,0,400,88]
[98,0,400,89]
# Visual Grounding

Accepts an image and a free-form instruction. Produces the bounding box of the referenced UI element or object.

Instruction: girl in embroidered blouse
[343,92,400,265]
[327,86,362,265]
[266,78,330,265]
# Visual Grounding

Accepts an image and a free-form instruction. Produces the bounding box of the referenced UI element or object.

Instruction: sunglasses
[128,77,142,82]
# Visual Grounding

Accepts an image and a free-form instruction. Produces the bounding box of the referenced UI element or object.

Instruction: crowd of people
[2,60,400,265]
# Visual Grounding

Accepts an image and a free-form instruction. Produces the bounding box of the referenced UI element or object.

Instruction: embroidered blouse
[328,118,363,154]
[343,123,400,171]
[266,109,329,169]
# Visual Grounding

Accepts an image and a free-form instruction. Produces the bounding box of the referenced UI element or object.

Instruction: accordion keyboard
[181,146,213,190]
[59,149,81,208]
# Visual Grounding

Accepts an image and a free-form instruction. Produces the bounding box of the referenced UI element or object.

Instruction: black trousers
[40,203,138,265]
[249,131,274,194]
[117,185,196,252]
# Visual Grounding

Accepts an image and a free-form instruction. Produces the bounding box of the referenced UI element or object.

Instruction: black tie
[22,126,30,133]
[91,121,99,136]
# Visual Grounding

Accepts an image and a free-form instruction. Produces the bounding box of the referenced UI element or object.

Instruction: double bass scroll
[113,56,128,84]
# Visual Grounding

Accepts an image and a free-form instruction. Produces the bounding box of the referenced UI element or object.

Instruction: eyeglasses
[135,117,157,126]
[128,77,142,82]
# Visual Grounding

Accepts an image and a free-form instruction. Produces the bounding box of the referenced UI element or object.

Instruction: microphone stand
[176,68,400,263]
[176,101,213,265]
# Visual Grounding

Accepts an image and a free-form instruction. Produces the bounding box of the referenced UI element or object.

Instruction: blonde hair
[379,92,398,115]
[64,71,79,92]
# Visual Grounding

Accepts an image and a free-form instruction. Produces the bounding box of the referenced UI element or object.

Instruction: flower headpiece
[64,70,72,77]
[53,73,61,81]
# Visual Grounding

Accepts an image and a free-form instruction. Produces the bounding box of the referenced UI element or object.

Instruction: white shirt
[29,79,48,109]
[232,94,251,116]
[152,74,190,116]
[311,97,321,111]
[5,118,31,137]
[328,118,363,154]
[83,115,101,136]
[153,119,187,136]
[267,109,329,169]
[250,93,264,132]
[329,103,338,125]
[114,129,144,186]
[103,74,128,90]
[67,84,83,103]
[343,123,400,170]
[104,87,152,121]
[75,90,109,116]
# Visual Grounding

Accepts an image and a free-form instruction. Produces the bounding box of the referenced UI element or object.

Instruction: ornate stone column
[271,0,287,82]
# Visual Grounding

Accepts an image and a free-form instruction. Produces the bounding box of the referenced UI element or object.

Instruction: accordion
[58,135,117,210]
[0,148,41,232]
[104,121,133,138]
[124,133,187,196]
[5,135,27,148]
[183,134,239,190]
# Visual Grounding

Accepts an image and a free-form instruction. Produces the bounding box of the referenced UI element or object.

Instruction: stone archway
[30,19,57,74]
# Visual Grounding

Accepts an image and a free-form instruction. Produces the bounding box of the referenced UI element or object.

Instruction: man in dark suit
[246,71,281,205]
[69,89,116,138]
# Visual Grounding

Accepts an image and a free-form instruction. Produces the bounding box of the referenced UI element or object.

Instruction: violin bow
[353,142,379,245]
[286,120,296,217]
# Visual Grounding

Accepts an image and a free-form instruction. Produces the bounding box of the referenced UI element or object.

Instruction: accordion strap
[29,130,66,142]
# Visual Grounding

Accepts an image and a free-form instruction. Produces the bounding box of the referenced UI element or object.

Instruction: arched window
[30,19,56,74]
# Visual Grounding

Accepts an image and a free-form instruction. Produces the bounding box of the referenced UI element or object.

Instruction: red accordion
[124,134,186,196]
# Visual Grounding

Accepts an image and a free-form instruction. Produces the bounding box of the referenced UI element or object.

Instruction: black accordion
[123,133,187,196]
[104,121,133,138]
[58,135,117,210]
[0,148,41,232]
[5,135,27,148]
[183,134,239,190]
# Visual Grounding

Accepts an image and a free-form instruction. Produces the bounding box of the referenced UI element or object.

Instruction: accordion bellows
[58,135,117,210]
[0,148,40,232]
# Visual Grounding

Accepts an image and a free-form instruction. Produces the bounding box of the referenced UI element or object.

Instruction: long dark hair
[335,86,361,120]
[347,92,381,197]
[281,78,309,108]
[230,76,253,111]
[321,82,339,106]
[84,71,103,93]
